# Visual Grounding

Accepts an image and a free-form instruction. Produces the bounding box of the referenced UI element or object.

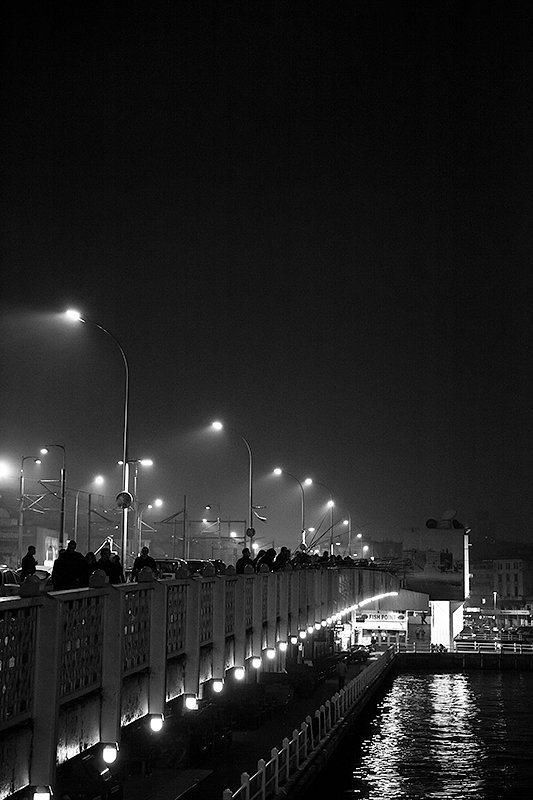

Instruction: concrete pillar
[212,576,226,682]
[30,595,61,788]
[184,577,201,694]
[233,576,247,669]
[100,586,123,743]
[148,580,167,715]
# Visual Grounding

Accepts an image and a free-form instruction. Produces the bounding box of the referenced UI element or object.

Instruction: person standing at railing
[336,657,347,690]
[131,546,157,581]
[20,545,37,579]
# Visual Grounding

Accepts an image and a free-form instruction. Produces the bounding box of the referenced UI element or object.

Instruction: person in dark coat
[273,547,290,571]
[256,548,276,572]
[235,547,253,574]
[52,541,85,590]
[82,552,98,586]
[96,547,125,584]
[21,545,37,579]
[131,547,157,581]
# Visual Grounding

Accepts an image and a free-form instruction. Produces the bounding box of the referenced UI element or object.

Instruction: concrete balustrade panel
[224,577,237,637]
[166,581,188,657]
[57,591,105,699]
[199,579,215,644]
[0,598,39,726]
[121,585,153,675]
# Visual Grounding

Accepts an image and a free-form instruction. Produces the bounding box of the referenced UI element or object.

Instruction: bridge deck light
[290,635,298,645]
[307,625,314,634]
[234,667,245,680]
[149,713,164,732]
[213,680,224,693]
[266,648,276,660]
[299,630,307,640]
[251,656,262,669]
[102,742,119,764]
[184,694,198,710]
[278,641,288,652]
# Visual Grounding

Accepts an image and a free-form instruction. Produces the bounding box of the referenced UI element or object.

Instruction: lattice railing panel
[122,589,151,674]
[0,605,37,723]
[166,584,187,655]
[59,595,104,699]
[261,575,268,621]
[224,579,236,635]
[199,580,214,644]
[244,577,254,628]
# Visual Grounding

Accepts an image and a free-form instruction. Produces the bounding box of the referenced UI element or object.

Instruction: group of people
[235,546,362,574]
[236,546,291,573]
[21,541,159,591]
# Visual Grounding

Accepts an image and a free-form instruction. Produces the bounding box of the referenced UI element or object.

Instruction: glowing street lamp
[211,421,254,547]
[65,309,130,563]
[273,468,312,546]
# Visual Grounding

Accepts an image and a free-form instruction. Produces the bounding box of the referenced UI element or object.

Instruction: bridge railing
[0,566,399,799]
[223,647,395,800]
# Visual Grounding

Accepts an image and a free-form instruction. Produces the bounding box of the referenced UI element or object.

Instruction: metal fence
[222,648,395,800]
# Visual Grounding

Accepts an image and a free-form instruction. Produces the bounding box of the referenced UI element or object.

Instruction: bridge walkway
[124,658,373,800]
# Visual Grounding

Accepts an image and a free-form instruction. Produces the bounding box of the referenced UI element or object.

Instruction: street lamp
[40,444,66,548]
[65,309,130,563]
[211,421,254,547]
[18,456,42,562]
[273,468,312,547]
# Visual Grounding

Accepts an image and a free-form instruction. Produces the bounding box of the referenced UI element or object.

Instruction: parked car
[0,567,20,596]
[15,565,53,588]
[347,645,370,663]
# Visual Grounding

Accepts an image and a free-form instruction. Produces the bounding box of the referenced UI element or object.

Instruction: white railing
[222,649,394,800]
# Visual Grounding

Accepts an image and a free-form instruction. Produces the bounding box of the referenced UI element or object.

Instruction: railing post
[326,699,332,730]
[305,715,313,750]
[257,758,266,799]
[101,586,123,743]
[222,789,233,800]
[184,576,201,694]
[212,576,226,687]
[148,580,167,716]
[241,771,251,800]
[282,737,290,781]
[30,594,61,788]
[315,709,322,741]
[293,729,300,768]
[301,721,309,759]
[271,746,279,794]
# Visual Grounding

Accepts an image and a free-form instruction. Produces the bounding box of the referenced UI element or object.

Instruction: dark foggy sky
[1,1,532,549]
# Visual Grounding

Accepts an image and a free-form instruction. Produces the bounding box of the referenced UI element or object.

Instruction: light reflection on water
[330,672,533,799]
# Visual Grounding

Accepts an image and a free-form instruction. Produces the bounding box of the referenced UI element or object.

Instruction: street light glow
[94,475,104,485]
[139,459,153,467]
[211,420,223,431]
[304,478,313,486]
[327,499,334,508]
[65,308,82,321]
[154,498,163,507]
[273,467,282,475]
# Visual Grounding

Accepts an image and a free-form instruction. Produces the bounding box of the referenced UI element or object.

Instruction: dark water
[317,671,533,799]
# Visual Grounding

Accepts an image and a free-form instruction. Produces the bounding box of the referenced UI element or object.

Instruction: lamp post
[40,444,66,548]
[273,469,312,547]
[211,421,254,548]
[119,458,153,558]
[343,514,352,554]
[18,455,42,562]
[65,310,130,563]
[314,481,335,555]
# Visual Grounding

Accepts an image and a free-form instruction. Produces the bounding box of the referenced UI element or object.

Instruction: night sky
[1,1,532,551]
